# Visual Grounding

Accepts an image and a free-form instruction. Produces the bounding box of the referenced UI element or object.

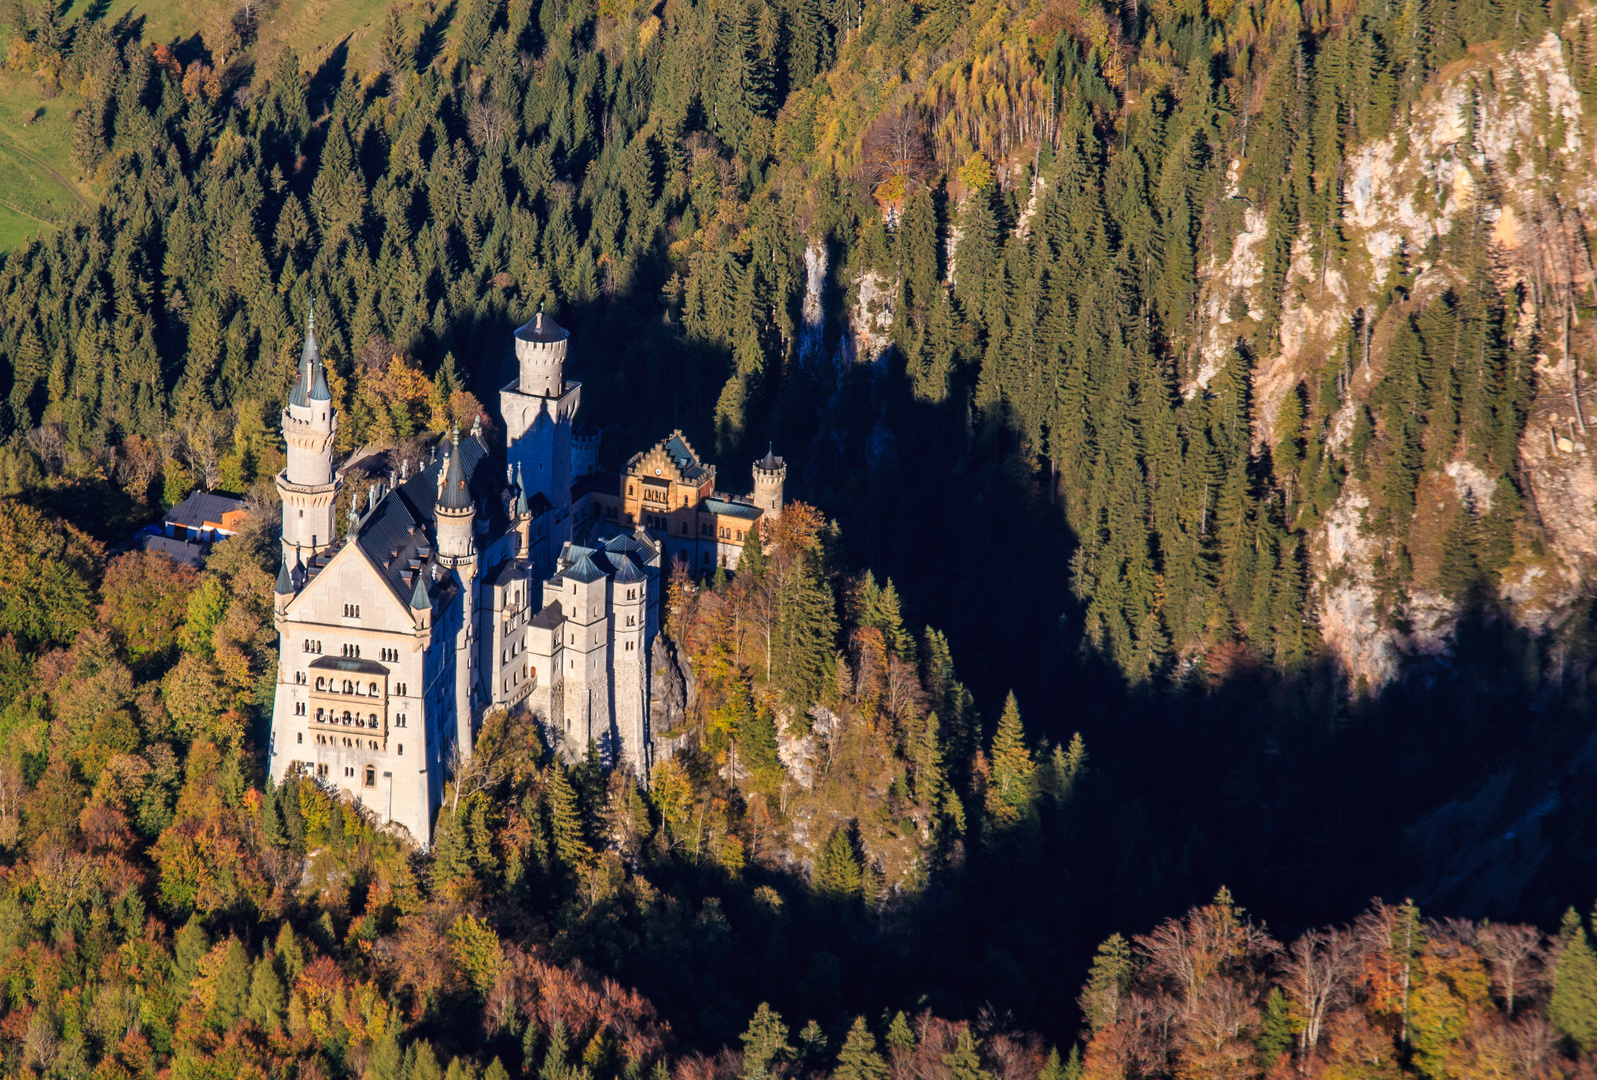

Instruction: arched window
[342,710,352,724]
[315,677,325,691]
[369,713,377,726]
[369,682,378,695]
[344,679,354,694]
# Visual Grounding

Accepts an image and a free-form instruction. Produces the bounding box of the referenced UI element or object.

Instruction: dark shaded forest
[2,0,1597,1074]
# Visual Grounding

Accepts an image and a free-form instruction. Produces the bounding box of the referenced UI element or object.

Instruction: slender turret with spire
[277,300,341,565]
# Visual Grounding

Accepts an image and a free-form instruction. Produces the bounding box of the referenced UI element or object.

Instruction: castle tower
[435,429,476,564]
[572,424,602,478]
[752,448,786,521]
[560,553,611,752]
[501,309,581,549]
[278,304,340,565]
[434,428,478,765]
[609,553,649,777]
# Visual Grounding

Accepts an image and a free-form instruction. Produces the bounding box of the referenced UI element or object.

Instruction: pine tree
[1079,933,1134,1033]
[835,1017,888,1080]
[547,764,592,870]
[886,1012,915,1054]
[772,549,837,716]
[741,1004,792,1080]
[941,1030,991,1080]
[814,825,862,900]
[1551,908,1597,1052]
[984,692,1036,831]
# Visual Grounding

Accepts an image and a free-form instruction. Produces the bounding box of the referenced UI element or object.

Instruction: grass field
[0,73,91,253]
[53,0,414,78]
[0,0,448,252]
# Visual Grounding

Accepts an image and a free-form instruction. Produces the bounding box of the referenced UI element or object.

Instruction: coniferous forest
[2,0,1597,1074]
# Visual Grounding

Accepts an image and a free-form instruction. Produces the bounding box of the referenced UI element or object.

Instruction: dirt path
[0,136,92,212]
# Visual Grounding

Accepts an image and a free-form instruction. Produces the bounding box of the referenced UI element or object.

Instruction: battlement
[514,311,571,398]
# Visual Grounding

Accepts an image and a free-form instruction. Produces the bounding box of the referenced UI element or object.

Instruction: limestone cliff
[1194,20,1597,686]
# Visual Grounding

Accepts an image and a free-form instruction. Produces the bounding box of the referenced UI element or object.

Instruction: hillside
[0,0,1596,1074]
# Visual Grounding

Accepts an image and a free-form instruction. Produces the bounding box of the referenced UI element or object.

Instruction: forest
[1,0,1597,1072]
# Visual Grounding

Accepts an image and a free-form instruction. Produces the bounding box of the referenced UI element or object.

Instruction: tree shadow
[415,0,458,72]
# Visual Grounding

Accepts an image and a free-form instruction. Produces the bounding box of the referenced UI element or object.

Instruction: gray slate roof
[701,496,762,521]
[663,433,709,481]
[438,433,474,512]
[565,553,607,583]
[530,599,565,628]
[138,533,208,568]
[288,308,332,407]
[514,310,570,344]
[335,429,509,609]
[165,490,244,531]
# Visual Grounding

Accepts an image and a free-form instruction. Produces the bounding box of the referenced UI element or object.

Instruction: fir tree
[834,1017,887,1080]
[984,692,1036,831]
[741,1004,792,1080]
[1551,908,1597,1053]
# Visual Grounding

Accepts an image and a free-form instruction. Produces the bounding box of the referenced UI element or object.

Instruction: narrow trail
[0,136,92,212]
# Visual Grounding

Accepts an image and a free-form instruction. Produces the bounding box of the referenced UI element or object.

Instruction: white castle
[267,308,676,845]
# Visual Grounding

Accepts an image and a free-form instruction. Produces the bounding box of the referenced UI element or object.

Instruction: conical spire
[515,463,530,517]
[410,571,432,610]
[288,299,333,406]
[438,426,474,512]
[275,554,294,594]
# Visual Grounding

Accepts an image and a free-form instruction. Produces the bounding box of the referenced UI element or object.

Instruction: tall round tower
[435,428,476,564]
[514,309,571,399]
[278,304,340,564]
[571,424,602,478]
[752,448,786,521]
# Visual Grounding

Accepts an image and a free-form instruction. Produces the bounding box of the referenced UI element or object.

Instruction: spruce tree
[835,1017,888,1080]
[941,1030,991,1080]
[984,692,1036,831]
[1551,908,1597,1053]
[740,1004,792,1080]
[1079,933,1134,1034]
[814,825,863,901]
[547,764,592,870]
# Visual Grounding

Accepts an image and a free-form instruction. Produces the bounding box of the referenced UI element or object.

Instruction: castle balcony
[306,656,390,745]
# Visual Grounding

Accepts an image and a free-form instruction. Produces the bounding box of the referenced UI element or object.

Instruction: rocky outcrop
[1194,22,1597,686]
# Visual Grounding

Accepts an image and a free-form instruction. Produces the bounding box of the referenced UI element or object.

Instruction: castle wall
[268,554,437,845]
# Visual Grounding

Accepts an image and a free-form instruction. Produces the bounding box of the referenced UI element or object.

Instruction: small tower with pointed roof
[278,302,341,565]
[435,428,476,565]
[752,448,786,521]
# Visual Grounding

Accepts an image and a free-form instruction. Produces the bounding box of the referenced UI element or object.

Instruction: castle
[267,308,785,845]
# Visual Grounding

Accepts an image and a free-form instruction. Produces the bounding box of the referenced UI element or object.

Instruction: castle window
[297,732,303,743]
[315,677,325,691]
[344,604,360,618]
[364,766,375,787]
[344,679,354,694]
[316,708,324,722]
[398,744,403,755]
[627,616,636,626]
[296,702,306,716]
[369,713,377,725]
[369,682,378,695]
[343,711,352,724]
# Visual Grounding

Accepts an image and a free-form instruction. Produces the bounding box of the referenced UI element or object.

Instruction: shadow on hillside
[397,280,1597,1060]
